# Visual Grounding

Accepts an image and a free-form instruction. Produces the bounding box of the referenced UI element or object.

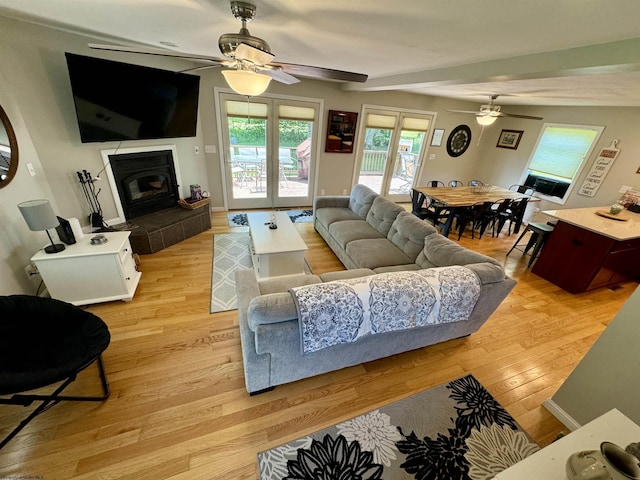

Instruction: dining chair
[481,198,512,237]
[454,201,492,240]
[496,197,529,236]
[509,184,535,196]
[411,188,450,225]
[449,180,464,187]
[431,204,457,233]
[410,188,432,221]
[426,180,445,187]
[231,162,249,186]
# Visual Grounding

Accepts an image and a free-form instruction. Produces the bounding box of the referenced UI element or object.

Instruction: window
[355,106,433,200]
[521,123,604,203]
[218,92,320,210]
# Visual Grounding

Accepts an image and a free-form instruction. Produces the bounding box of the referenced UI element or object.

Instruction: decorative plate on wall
[446,124,472,157]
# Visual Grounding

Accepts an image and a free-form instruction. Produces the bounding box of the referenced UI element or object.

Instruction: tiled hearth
[117,205,211,255]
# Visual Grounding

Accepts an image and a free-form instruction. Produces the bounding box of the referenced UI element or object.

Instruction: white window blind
[529,126,601,180]
[278,105,315,121]
[402,117,430,132]
[226,100,268,119]
[366,113,397,129]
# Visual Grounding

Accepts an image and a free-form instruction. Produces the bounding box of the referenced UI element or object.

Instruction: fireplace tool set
[76,170,113,231]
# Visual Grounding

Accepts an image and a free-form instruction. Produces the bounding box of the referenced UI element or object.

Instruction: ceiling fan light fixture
[221,69,272,96]
[476,115,498,126]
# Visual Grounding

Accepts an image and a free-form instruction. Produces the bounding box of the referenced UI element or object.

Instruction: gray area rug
[210,233,253,313]
[228,209,313,228]
[258,374,540,479]
[210,233,311,313]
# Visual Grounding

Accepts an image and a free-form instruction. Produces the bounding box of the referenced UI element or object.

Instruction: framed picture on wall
[325,110,358,153]
[496,129,524,150]
[431,128,445,146]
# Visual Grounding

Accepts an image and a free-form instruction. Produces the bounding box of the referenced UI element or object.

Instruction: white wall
[0,68,59,294]
[544,284,640,428]
[475,106,640,217]
[2,14,640,296]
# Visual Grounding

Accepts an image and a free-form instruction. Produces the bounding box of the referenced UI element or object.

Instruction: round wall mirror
[0,104,18,188]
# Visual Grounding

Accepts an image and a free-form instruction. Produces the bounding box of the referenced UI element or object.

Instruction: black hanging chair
[0,295,111,449]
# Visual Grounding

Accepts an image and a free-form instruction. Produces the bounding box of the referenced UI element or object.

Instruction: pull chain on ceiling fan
[447,95,543,125]
[89,1,367,97]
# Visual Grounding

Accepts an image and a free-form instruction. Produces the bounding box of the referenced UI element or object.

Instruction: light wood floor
[1,208,637,478]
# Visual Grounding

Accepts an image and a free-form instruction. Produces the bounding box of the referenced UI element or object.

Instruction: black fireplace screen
[109,150,179,219]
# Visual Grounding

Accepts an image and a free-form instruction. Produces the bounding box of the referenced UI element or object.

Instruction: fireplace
[107,149,179,220]
[101,145,211,255]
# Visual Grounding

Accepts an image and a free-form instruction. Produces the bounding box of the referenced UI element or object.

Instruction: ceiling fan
[89,1,367,96]
[447,95,543,125]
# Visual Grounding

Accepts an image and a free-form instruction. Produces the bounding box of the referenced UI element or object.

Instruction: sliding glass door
[219,93,320,210]
[356,107,433,202]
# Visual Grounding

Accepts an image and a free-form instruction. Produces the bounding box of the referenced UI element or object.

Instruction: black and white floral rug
[228,209,313,227]
[257,374,540,479]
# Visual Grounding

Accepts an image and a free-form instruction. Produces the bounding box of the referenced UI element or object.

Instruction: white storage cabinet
[31,231,141,306]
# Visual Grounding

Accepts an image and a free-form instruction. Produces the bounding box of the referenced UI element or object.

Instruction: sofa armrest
[465,262,509,285]
[319,268,376,282]
[248,293,298,330]
[313,195,350,210]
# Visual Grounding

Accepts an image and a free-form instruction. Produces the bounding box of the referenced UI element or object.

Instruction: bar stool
[506,222,555,268]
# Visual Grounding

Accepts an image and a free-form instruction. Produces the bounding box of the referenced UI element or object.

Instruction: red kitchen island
[532,206,640,293]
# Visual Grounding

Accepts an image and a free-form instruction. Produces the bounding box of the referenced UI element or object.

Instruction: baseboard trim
[543,398,582,431]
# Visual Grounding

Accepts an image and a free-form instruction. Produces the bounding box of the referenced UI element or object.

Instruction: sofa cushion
[345,238,413,269]
[328,220,384,249]
[415,233,502,270]
[366,196,405,236]
[348,184,378,218]
[387,211,439,262]
[314,208,363,230]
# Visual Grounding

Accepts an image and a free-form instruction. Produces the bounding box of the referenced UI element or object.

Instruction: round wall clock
[446,124,472,157]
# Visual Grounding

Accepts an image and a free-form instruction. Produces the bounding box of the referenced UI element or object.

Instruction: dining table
[413,184,539,237]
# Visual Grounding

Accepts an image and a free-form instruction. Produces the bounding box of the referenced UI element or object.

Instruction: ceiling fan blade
[446,109,481,115]
[257,66,300,85]
[179,64,222,74]
[271,62,368,83]
[500,112,544,120]
[448,109,543,121]
[235,43,275,66]
[89,43,228,65]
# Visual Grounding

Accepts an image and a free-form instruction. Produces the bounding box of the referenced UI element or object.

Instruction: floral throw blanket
[289,266,481,354]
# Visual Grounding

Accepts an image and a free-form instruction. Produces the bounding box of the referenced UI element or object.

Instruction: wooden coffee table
[246,211,308,278]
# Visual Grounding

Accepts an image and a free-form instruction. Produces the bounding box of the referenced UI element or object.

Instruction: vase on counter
[610,203,624,215]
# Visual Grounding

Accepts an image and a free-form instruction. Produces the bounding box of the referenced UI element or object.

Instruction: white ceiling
[3,0,640,107]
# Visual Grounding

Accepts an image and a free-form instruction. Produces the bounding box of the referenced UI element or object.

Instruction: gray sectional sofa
[235,184,516,394]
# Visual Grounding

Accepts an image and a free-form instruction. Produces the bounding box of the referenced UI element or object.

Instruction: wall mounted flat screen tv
[65,53,200,143]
